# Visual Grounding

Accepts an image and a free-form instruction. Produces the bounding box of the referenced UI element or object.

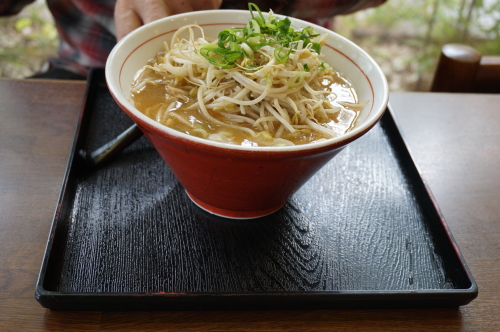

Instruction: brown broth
[131,70,359,146]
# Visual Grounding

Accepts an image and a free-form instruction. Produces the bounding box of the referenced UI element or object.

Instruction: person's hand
[114,0,223,41]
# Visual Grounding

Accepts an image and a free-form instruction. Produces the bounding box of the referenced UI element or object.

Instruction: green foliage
[334,0,499,91]
[0,1,58,78]
[472,0,500,55]
[14,17,32,31]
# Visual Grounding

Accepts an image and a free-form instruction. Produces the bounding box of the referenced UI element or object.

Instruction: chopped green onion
[198,3,326,69]
[247,19,261,35]
[319,61,330,71]
[274,47,292,64]
[289,71,307,88]
[311,42,321,54]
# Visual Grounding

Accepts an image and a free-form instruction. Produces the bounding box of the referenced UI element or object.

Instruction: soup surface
[132,61,361,146]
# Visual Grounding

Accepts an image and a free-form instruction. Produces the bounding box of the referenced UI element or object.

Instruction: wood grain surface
[1,78,499,331]
[37,76,471,311]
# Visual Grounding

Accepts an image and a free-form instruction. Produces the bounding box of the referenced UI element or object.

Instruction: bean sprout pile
[131,4,365,146]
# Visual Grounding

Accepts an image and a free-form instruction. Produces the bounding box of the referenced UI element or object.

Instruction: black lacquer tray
[35,69,477,311]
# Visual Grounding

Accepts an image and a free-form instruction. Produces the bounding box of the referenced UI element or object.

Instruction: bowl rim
[106,9,389,153]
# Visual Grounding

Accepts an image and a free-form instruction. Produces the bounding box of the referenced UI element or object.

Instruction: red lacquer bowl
[106,10,389,219]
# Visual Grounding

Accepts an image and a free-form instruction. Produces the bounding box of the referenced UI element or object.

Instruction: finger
[162,0,194,15]
[191,0,223,11]
[114,0,223,41]
[167,0,222,15]
[130,0,170,24]
[115,0,143,40]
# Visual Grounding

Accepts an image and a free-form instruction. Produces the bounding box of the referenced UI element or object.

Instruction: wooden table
[0,78,499,331]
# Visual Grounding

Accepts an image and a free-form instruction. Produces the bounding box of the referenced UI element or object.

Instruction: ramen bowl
[106,9,389,219]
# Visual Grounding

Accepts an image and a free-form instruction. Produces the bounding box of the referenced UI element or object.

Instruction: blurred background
[1,0,499,91]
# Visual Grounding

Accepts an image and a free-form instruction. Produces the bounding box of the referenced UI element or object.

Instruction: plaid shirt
[1,0,385,77]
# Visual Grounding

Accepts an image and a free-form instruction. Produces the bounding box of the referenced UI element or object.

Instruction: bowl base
[185,190,285,219]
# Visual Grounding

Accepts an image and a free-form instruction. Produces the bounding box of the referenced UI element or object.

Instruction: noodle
[130,4,365,146]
